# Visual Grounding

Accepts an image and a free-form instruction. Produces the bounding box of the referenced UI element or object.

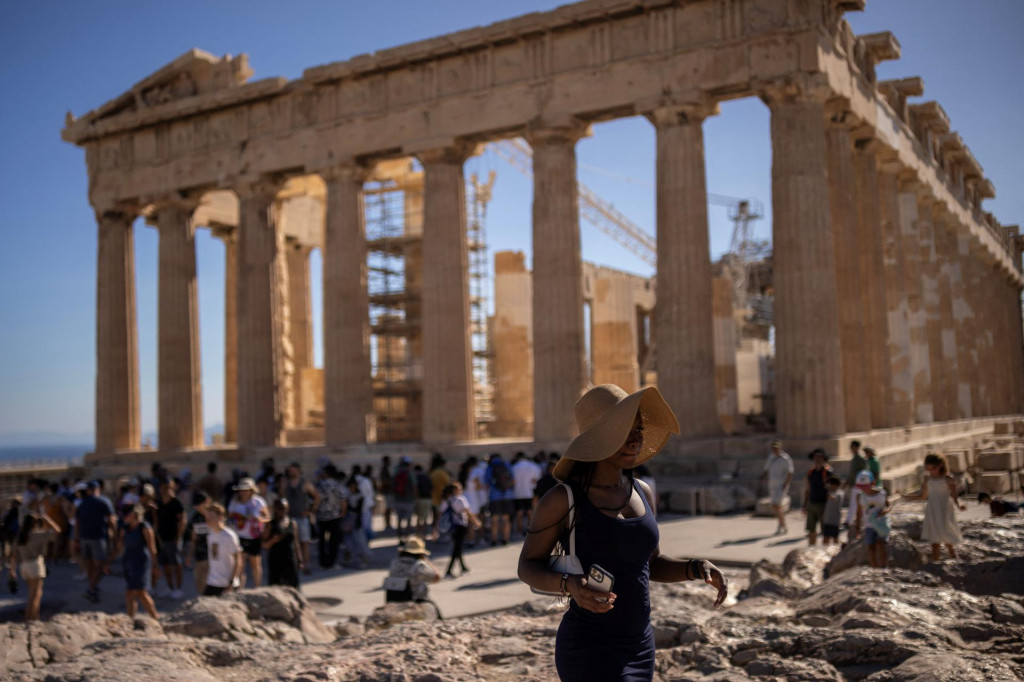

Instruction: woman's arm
[637,481,728,606]
[142,525,158,556]
[517,484,614,613]
[946,475,966,510]
[39,513,61,534]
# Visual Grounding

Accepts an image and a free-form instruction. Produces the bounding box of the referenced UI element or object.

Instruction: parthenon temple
[63,0,1023,481]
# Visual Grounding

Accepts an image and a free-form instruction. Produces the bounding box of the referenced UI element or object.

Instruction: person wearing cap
[518,384,728,681]
[383,535,442,615]
[760,440,794,535]
[847,470,891,568]
[227,477,270,588]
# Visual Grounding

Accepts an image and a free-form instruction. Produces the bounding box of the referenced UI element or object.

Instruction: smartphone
[587,564,615,600]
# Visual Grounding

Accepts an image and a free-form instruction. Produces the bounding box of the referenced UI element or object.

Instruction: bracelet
[559,573,570,597]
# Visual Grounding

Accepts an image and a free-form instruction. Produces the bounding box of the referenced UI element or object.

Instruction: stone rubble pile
[0,515,1021,681]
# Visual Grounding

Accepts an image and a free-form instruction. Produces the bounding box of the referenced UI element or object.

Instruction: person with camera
[518,384,728,681]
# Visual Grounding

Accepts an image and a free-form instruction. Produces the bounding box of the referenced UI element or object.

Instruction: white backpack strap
[561,482,576,555]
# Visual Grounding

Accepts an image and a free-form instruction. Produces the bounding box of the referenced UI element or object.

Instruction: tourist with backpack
[801,449,832,546]
[438,482,478,578]
[391,458,416,542]
[485,454,515,546]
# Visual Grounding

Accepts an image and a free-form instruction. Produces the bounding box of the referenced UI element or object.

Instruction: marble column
[898,178,933,424]
[418,144,476,443]
[154,198,203,450]
[878,162,914,426]
[528,125,588,442]
[286,241,314,426]
[917,197,949,421]
[949,227,976,417]
[853,139,891,428]
[235,178,289,448]
[211,227,238,443]
[322,164,372,446]
[1009,278,1024,413]
[767,92,846,438]
[932,212,961,420]
[648,104,723,437]
[827,119,871,432]
[95,209,140,453]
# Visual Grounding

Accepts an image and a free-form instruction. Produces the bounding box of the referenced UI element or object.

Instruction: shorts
[157,541,180,566]
[490,498,514,516]
[394,500,415,521]
[822,523,840,539]
[515,498,532,513]
[415,499,432,523]
[805,502,825,533]
[203,584,227,597]
[769,483,788,507]
[291,516,312,543]
[864,527,888,546]
[123,554,150,590]
[80,538,108,562]
[240,537,262,557]
[20,557,46,580]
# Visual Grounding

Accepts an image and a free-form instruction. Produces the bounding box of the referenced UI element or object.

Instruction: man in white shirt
[511,452,542,537]
[761,440,794,535]
[202,503,243,597]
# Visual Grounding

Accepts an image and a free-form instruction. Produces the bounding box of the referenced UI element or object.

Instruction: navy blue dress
[122,522,151,591]
[555,479,660,681]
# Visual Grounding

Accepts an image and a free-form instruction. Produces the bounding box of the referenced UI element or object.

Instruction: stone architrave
[852,138,891,429]
[417,144,476,443]
[877,161,914,426]
[527,124,588,442]
[648,103,723,438]
[897,177,933,424]
[916,196,948,421]
[211,227,238,443]
[931,212,961,420]
[235,178,290,448]
[154,197,204,450]
[95,209,140,454]
[767,87,846,438]
[322,164,373,446]
[826,116,871,432]
[286,242,314,426]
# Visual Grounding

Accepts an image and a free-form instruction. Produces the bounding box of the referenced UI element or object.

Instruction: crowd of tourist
[0,450,569,621]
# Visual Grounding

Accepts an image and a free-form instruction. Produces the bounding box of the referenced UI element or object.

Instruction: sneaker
[170,589,184,599]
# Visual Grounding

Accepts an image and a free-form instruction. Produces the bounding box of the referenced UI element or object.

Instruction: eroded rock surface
[1,517,1021,681]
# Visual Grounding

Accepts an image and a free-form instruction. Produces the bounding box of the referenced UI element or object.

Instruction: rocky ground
[1,513,1021,681]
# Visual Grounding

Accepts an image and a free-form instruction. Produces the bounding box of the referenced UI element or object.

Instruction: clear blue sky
[1,1,1021,446]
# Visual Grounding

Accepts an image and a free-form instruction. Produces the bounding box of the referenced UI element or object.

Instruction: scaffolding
[364,163,495,442]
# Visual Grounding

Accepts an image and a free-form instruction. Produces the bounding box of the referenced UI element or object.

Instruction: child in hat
[847,470,891,568]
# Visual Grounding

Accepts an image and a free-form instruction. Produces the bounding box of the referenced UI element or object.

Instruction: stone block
[945,451,969,474]
[976,451,1021,472]
[701,486,737,514]
[976,471,1011,494]
[737,459,765,477]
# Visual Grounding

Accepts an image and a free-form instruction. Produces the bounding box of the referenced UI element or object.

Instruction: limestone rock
[365,602,439,630]
[823,531,927,578]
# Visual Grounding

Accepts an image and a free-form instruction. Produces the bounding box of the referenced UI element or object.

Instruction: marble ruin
[62,0,1023,480]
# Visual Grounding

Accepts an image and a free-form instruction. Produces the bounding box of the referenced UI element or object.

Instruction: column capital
[759,75,833,108]
[233,175,288,201]
[524,118,591,147]
[318,161,372,184]
[408,138,478,165]
[209,225,237,243]
[645,98,719,128]
[824,98,862,129]
[93,205,138,226]
[897,170,923,193]
[148,193,202,221]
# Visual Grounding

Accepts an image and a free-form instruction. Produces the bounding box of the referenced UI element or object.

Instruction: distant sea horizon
[0,444,89,467]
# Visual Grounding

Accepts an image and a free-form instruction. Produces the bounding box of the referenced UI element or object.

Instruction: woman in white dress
[901,453,965,561]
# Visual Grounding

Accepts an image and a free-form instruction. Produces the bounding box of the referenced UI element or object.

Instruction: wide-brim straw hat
[401,536,430,556]
[233,477,256,492]
[553,384,680,481]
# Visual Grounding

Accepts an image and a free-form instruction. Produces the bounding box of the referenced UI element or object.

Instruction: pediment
[66,49,252,129]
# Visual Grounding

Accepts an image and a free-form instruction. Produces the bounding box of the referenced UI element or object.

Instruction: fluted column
[235,178,289,448]
[418,144,476,443]
[767,90,845,438]
[286,241,314,425]
[932,213,961,419]
[211,227,238,443]
[528,125,588,441]
[649,103,723,438]
[95,209,140,453]
[154,198,203,450]
[917,197,949,421]
[853,138,891,428]
[898,177,933,423]
[826,116,871,432]
[949,227,976,417]
[322,164,372,445]
[1008,276,1024,413]
[878,161,914,425]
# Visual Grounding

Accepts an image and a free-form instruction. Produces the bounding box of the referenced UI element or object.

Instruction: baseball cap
[855,470,874,486]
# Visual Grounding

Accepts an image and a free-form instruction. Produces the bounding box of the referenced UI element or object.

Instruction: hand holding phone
[587,564,614,602]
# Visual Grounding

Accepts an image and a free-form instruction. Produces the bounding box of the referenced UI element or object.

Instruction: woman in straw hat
[518,384,728,681]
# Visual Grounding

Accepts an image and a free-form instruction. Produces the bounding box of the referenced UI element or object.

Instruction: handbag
[530,482,584,596]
